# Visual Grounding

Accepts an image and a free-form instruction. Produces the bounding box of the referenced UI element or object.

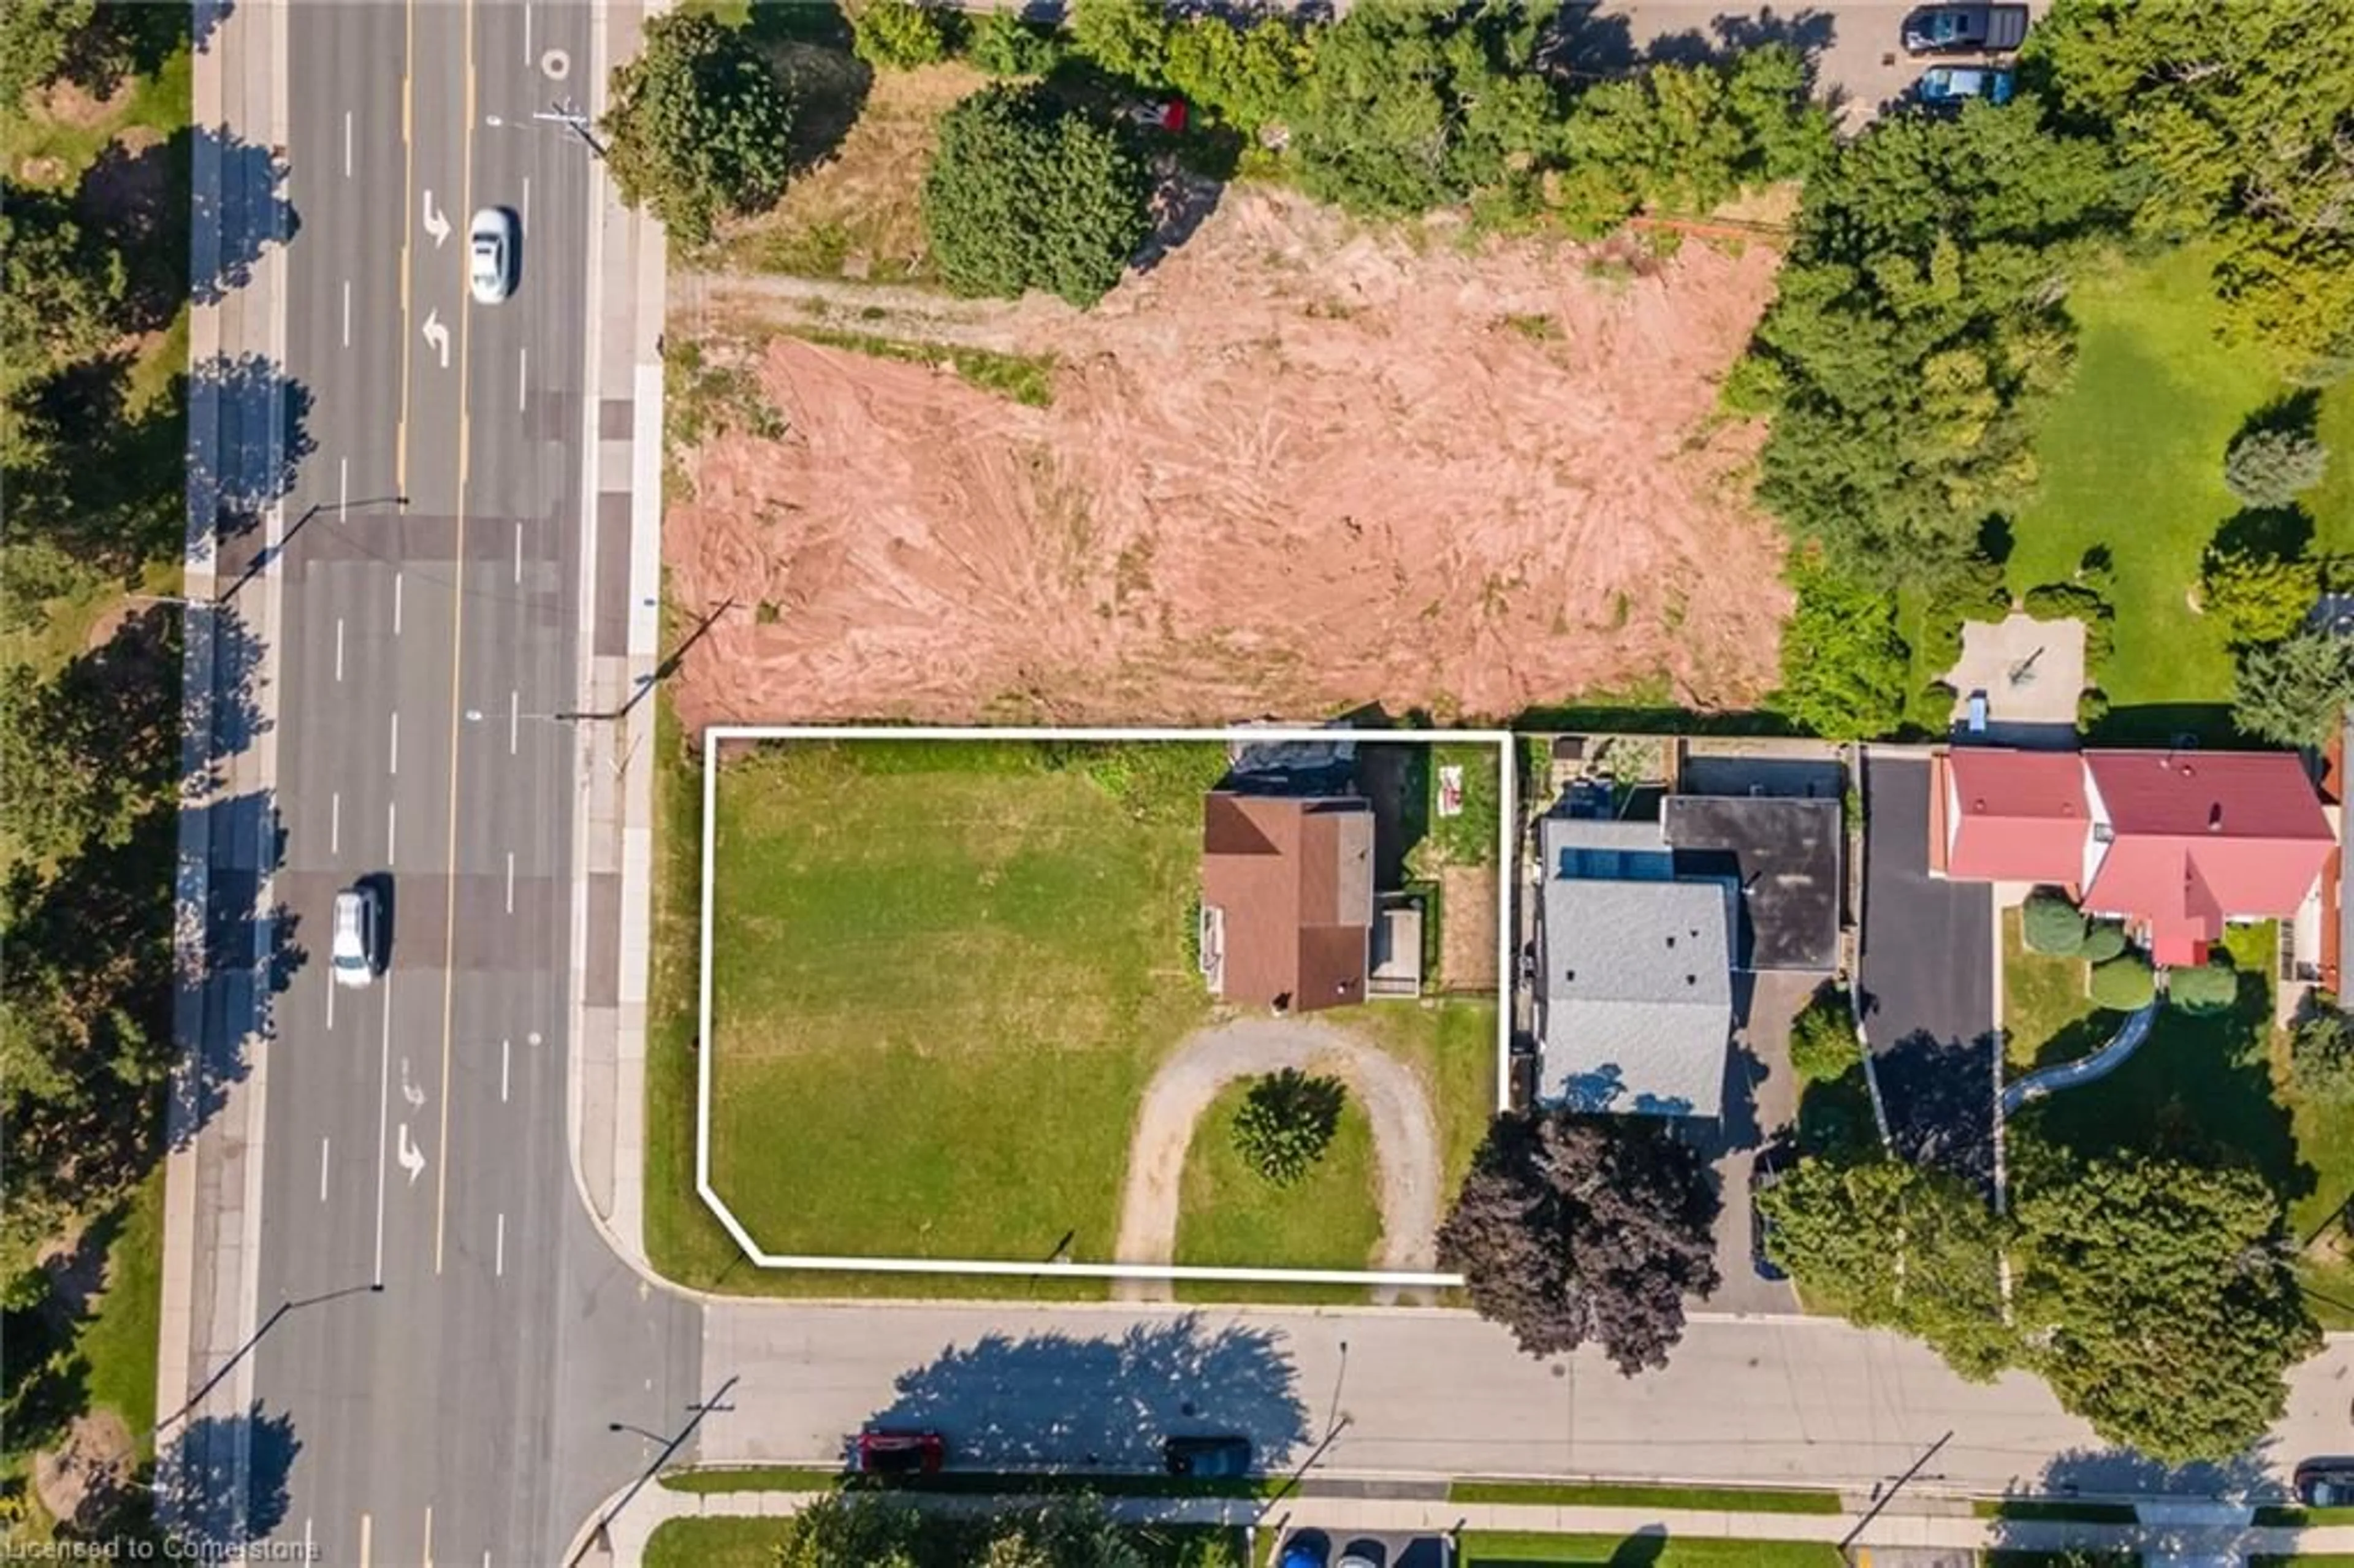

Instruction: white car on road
[469,206,517,304]
[330,885,379,988]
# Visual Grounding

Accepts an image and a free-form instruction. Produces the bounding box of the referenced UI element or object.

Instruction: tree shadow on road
[169,788,300,1150]
[188,352,317,568]
[861,1314,1311,1473]
[154,1402,300,1551]
[190,127,297,307]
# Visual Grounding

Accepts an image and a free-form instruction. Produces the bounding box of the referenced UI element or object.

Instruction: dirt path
[1111,1018,1442,1303]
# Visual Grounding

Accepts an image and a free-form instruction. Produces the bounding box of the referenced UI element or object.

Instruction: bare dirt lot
[666,181,1792,730]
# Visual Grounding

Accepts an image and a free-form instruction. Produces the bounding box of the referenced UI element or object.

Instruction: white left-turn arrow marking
[422,308,449,369]
[397,1123,427,1186]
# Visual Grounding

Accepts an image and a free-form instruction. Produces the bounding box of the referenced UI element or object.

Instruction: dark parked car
[1902,4,2029,54]
[1914,64,2017,107]
[1750,1141,1794,1281]
[1162,1433,1252,1478]
[2296,1458,2354,1507]
[855,1429,945,1475]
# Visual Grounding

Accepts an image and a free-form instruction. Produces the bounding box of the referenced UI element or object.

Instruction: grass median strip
[1448,1480,1841,1514]
[1973,1499,2140,1523]
[1458,1532,1840,1566]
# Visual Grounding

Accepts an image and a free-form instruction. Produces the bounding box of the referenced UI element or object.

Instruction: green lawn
[1449,1481,1839,1513]
[1458,1532,1840,1566]
[706,739,1215,1266]
[2004,246,2353,735]
[1176,1081,1382,1271]
[2010,924,2299,1205]
[1999,908,2114,1073]
[80,1170,166,1448]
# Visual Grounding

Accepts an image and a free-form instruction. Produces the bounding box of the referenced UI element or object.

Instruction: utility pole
[1840,1431,1954,1560]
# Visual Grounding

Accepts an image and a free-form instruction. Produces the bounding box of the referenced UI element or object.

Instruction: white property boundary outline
[696,724,1517,1286]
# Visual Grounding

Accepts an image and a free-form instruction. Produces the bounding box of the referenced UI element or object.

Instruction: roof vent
[1685,974,1697,986]
[1665,934,1676,948]
[2208,802,2223,832]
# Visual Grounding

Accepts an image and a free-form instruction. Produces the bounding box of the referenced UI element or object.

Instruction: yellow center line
[432,0,478,1277]
[397,0,414,500]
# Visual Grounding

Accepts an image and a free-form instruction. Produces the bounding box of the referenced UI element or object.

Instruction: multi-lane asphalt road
[239,2,695,1561]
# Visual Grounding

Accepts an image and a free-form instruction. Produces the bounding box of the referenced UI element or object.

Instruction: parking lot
[1565,1,2056,128]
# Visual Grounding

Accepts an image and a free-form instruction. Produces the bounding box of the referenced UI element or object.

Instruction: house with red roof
[1929,747,2336,966]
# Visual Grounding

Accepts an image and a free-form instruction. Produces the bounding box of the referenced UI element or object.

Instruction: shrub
[1069,0,1171,87]
[2202,546,2319,646]
[2022,889,2088,956]
[1778,555,1910,739]
[2291,1005,2354,1105]
[967,10,1067,77]
[2224,428,2330,508]
[2081,921,2128,964]
[2089,951,2155,1011]
[846,0,953,70]
[920,83,1152,307]
[1788,985,1858,1086]
[1232,1069,1344,1186]
[2167,957,2239,1014]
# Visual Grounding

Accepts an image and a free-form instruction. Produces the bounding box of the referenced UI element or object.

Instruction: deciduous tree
[601,12,794,246]
[1758,1155,2014,1379]
[1777,557,1911,739]
[1437,1111,1719,1373]
[2013,1156,2319,1464]
[920,84,1150,307]
[2029,0,2354,363]
[0,0,95,106]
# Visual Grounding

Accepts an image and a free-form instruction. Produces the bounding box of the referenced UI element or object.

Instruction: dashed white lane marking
[508,688,518,755]
[500,1037,510,1103]
[505,851,514,913]
[343,111,351,178]
[330,791,341,854]
[387,801,397,866]
[319,1136,330,1203]
[393,571,404,636]
[389,710,400,776]
[494,1212,506,1277]
[511,521,522,585]
[334,617,345,682]
[342,279,351,348]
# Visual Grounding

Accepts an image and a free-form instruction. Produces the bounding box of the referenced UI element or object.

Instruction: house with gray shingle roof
[1536,815,1734,1117]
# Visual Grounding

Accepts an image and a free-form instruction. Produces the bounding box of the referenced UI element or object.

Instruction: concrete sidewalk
[564,0,669,1281]
[598,1483,2354,1567]
[157,0,292,1545]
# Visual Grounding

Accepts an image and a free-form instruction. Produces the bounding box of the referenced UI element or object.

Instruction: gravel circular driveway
[1111,1017,1442,1300]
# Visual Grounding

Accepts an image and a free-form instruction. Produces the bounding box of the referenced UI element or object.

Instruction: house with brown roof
[1930,746,2336,965]
[1198,791,1375,1013]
